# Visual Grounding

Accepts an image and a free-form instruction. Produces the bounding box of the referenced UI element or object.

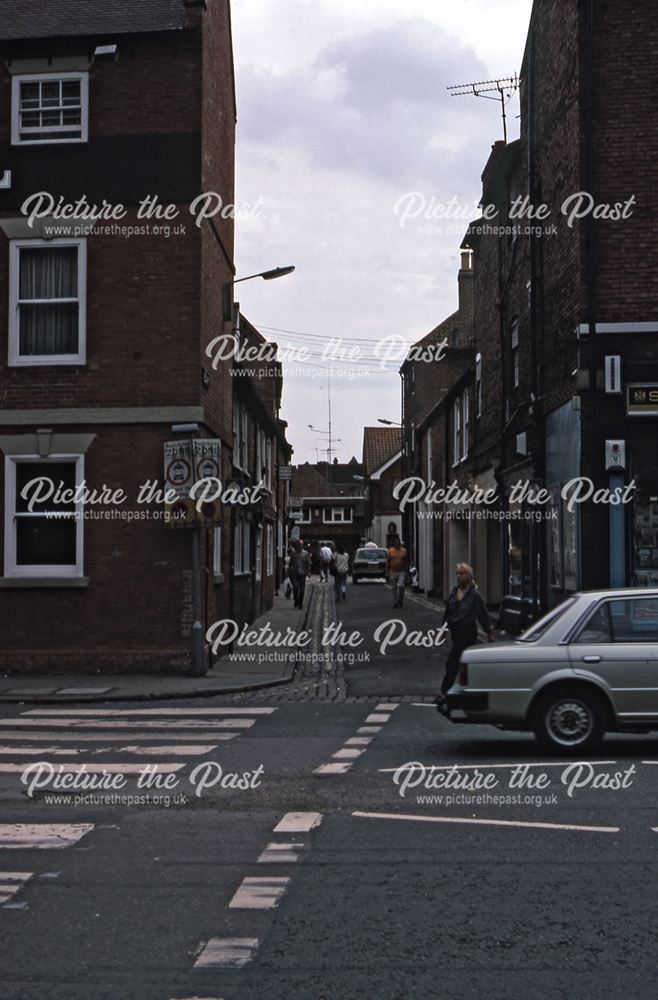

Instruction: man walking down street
[319,544,334,582]
[386,535,408,609]
[289,540,311,609]
[436,562,495,710]
[334,544,350,601]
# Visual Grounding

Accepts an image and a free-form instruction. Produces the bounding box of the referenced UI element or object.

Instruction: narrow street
[0,580,655,999]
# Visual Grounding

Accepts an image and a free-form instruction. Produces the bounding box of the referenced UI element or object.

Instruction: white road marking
[0,731,236,743]
[55,687,113,695]
[332,748,365,760]
[0,719,255,730]
[25,708,275,717]
[345,737,373,746]
[0,762,184,774]
[0,872,33,904]
[257,842,305,864]
[411,703,437,708]
[352,811,620,834]
[273,812,322,833]
[364,714,390,724]
[0,745,217,757]
[194,936,259,969]
[314,762,353,775]
[357,726,382,735]
[0,823,95,849]
[228,876,290,909]
[375,703,399,711]
[377,760,618,772]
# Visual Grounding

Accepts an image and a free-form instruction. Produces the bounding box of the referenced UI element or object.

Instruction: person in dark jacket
[436,562,495,710]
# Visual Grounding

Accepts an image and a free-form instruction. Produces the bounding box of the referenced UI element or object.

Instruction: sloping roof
[291,463,337,500]
[362,426,402,477]
[0,0,188,40]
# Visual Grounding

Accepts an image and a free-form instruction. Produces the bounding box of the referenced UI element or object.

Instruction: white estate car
[445,589,658,751]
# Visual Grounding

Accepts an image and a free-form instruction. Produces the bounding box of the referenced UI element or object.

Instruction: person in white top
[319,544,334,581]
[334,543,350,600]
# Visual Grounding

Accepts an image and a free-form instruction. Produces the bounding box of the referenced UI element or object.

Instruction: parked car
[445,589,658,751]
[352,546,388,583]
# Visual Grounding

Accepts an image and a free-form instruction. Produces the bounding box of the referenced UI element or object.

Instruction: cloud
[237,18,494,189]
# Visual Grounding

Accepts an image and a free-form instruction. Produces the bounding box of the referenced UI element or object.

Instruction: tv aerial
[447,75,519,143]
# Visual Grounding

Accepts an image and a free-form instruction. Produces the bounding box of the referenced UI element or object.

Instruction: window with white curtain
[255,525,263,581]
[462,388,470,460]
[453,398,462,466]
[266,523,274,575]
[9,239,86,365]
[12,73,89,145]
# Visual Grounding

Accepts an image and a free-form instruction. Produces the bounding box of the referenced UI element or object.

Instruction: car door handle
[581,655,602,663]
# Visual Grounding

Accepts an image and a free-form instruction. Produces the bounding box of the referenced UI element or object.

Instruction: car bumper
[445,691,489,716]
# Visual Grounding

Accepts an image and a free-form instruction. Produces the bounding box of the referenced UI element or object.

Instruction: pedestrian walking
[319,543,333,582]
[386,535,408,608]
[288,540,311,609]
[435,562,495,711]
[334,543,349,601]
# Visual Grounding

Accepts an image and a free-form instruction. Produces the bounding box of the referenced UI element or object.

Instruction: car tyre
[531,685,608,753]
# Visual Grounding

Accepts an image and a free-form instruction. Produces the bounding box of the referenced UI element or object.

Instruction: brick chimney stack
[457,248,475,346]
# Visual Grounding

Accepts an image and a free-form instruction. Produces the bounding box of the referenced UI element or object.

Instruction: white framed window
[266,524,274,575]
[213,526,222,578]
[511,319,519,388]
[4,454,84,578]
[9,238,86,366]
[12,73,89,145]
[265,437,273,491]
[475,353,482,418]
[453,398,462,466]
[255,525,263,581]
[291,506,311,524]
[323,507,353,524]
[462,388,470,460]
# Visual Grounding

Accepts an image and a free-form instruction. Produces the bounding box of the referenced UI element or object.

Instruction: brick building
[0,0,239,671]
[229,313,292,628]
[362,426,402,549]
[290,460,365,560]
[402,0,658,615]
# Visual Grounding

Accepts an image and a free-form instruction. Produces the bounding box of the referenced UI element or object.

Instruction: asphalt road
[1,584,657,999]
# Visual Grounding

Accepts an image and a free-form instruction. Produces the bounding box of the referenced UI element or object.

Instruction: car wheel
[531,685,608,752]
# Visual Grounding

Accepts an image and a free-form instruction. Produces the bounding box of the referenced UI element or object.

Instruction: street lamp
[234,266,295,283]
[377,418,401,426]
[224,265,295,319]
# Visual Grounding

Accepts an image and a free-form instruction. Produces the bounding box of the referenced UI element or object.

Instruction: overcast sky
[231,0,533,465]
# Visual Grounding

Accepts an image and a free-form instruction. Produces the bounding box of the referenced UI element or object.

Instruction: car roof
[575,588,658,599]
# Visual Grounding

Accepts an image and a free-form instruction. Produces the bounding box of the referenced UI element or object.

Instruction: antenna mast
[447,75,519,143]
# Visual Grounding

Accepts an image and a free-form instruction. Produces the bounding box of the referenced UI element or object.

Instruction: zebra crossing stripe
[357,726,382,734]
[0,732,237,743]
[194,937,259,968]
[0,719,255,730]
[0,872,32,904]
[375,703,399,711]
[0,745,218,757]
[364,713,390,724]
[256,842,304,864]
[0,823,94,849]
[0,762,184,774]
[228,876,290,909]
[25,708,276,717]
[345,736,373,746]
[331,747,365,760]
[273,812,322,833]
[314,761,352,775]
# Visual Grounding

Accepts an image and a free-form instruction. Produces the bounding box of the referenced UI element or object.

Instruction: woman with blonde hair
[435,562,495,710]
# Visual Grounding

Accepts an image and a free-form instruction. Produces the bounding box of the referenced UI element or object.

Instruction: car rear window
[517,597,577,641]
[356,549,387,561]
